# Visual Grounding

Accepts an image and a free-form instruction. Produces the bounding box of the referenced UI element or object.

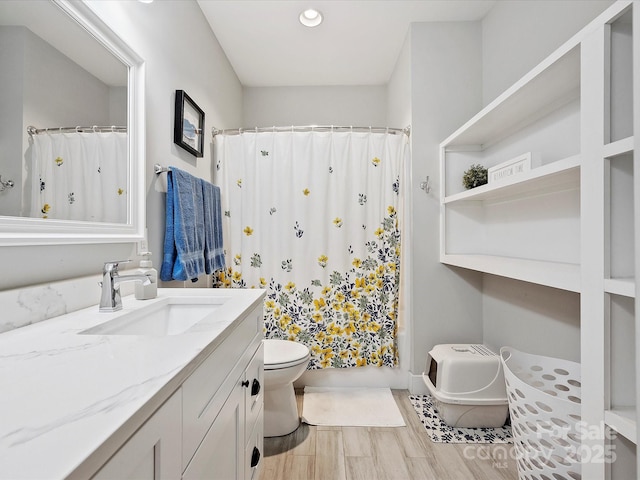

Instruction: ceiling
[197,0,496,87]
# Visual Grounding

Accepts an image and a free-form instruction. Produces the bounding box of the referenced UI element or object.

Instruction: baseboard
[408,372,429,395]
[295,365,411,390]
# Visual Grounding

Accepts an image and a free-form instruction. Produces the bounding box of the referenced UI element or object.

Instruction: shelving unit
[600,6,636,479]
[604,278,636,297]
[606,408,637,444]
[441,254,580,293]
[440,37,583,291]
[442,154,580,205]
[635,1,640,476]
[439,2,637,478]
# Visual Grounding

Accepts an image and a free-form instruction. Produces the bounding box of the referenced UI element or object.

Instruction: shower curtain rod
[27,125,127,136]
[211,125,410,137]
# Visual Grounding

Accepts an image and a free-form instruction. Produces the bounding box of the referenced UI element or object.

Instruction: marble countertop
[0,288,265,480]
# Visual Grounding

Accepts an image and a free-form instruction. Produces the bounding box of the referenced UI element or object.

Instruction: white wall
[482,0,613,105]
[0,0,242,294]
[408,21,484,380]
[243,85,386,128]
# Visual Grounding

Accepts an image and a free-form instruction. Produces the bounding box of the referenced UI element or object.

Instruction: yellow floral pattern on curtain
[215,130,405,369]
[220,208,400,369]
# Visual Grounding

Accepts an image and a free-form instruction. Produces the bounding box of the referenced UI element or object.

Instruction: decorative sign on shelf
[488,152,541,183]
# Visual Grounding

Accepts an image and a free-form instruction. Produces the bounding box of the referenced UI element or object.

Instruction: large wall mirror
[0,0,145,245]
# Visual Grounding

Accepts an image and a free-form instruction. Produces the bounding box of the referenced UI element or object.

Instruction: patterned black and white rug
[409,395,513,444]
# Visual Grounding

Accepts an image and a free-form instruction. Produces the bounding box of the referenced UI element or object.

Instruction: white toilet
[263,339,311,437]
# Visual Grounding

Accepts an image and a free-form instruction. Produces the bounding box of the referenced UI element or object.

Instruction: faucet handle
[103,260,131,273]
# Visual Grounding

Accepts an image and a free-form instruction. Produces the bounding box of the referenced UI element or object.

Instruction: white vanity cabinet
[92,303,264,480]
[182,377,245,480]
[244,347,264,480]
[183,344,264,480]
[92,391,183,480]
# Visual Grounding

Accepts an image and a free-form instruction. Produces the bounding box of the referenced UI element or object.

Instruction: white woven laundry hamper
[500,347,582,480]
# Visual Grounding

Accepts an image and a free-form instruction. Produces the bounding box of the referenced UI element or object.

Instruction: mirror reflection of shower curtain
[215,130,407,370]
[30,132,127,223]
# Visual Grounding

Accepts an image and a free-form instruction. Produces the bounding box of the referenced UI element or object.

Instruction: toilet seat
[264,339,310,370]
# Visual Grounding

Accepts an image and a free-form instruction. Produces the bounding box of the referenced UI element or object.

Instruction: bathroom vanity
[0,288,265,480]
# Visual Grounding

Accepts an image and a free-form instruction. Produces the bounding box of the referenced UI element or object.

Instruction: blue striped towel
[160,167,206,282]
[201,179,225,274]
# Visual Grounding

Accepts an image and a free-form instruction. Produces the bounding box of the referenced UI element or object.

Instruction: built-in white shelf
[442,45,580,149]
[604,135,634,158]
[440,254,580,293]
[605,408,637,444]
[605,278,636,298]
[443,155,580,205]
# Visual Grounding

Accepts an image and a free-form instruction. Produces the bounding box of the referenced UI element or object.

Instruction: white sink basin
[80,297,230,336]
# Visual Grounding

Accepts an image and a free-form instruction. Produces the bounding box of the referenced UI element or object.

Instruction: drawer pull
[241,380,250,388]
[250,447,261,468]
[251,379,261,396]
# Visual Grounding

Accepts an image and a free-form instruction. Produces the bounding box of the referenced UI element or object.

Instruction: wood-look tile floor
[260,389,518,480]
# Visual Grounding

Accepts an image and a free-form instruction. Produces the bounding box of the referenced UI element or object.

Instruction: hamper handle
[499,347,512,363]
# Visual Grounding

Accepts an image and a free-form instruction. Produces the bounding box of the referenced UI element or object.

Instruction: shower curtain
[215,130,406,369]
[29,131,127,223]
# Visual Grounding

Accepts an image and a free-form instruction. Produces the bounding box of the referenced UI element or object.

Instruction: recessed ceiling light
[138,0,154,3]
[299,8,323,27]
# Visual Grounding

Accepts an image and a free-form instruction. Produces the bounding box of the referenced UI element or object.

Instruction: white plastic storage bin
[500,347,581,480]
[422,344,509,428]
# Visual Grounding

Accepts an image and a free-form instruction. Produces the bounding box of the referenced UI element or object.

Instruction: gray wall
[386,30,411,131]
[0,27,25,219]
[243,85,387,127]
[482,0,613,105]
[483,276,581,361]
[407,22,484,373]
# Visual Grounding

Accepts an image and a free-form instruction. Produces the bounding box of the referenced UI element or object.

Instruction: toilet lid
[264,339,310,370]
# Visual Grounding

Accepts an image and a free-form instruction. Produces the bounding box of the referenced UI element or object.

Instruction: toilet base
[264,382,300,437]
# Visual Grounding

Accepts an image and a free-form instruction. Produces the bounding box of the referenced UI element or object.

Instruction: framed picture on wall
[174,90,205,157]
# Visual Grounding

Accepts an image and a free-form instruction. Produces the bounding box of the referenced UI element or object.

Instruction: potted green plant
[462,164,488,189]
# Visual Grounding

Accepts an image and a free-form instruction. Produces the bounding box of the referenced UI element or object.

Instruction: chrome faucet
[99,260,151,312]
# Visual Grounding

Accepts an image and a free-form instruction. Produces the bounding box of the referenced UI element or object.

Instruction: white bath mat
[302,387,405,427]
[409,395,513,444]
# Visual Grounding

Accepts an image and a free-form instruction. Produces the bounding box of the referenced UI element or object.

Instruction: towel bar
[0,175,15,192]
[154,164,169,175]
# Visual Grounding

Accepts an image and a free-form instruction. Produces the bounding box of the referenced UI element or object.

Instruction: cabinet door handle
[251,379,261,396]
[250,447,261,468]
[241,380,250,388]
